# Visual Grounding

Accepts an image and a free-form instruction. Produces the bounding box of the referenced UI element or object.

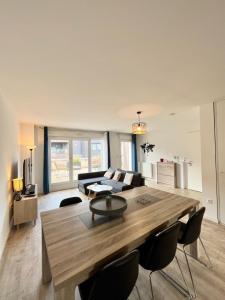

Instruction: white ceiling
[0,0,225,132]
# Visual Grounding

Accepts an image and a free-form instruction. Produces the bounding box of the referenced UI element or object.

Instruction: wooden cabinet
[14,186,38,229]
[157,162,177,187]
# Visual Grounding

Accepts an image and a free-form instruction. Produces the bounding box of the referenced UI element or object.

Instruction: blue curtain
[43,126,49,194]
[107,131,111,168]
[131,134,138,172]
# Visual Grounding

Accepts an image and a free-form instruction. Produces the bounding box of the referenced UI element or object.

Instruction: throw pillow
[112,170,122,181]
[123,173,134,185]
[104,169,113,179]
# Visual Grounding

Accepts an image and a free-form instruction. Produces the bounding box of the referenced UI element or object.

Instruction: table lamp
[13,178,23,201]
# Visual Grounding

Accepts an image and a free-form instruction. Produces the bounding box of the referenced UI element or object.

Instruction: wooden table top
[41,186,199,290]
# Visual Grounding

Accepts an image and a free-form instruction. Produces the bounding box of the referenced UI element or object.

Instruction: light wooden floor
[0,186,225,300]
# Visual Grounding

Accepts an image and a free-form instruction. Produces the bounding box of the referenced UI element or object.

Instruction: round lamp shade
[13,178,23,192]
[132,122,147,135]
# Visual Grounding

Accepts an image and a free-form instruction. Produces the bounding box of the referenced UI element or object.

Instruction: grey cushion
[79,177,107,188]
[101,179,128,193]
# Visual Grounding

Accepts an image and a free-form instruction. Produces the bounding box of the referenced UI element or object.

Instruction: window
[50,140,70,183]
[50,136,107,188]
[73,140,89,180]
[121,141,132,171]
[91,139,105,172]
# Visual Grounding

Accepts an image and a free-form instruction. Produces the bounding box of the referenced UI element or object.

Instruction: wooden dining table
[41,186,200,300]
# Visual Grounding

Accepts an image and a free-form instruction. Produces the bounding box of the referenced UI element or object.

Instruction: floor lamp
[26,145,36,184]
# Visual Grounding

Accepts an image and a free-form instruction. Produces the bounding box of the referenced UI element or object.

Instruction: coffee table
[87,184,112,199]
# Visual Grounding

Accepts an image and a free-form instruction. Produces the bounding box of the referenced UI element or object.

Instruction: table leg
[88,190,91,199]
[189,205,199,259]
[42,228,52,284]
[92,213,95,221]
[54,283,76,300]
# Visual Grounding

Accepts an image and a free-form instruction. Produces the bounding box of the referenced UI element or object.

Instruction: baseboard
[204,215,219,224]
[0,216,13,273]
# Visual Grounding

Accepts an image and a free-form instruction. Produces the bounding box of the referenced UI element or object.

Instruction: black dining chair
[59,196,82,207]
[139,222,189,299]
[78,250,140,300]
[177,206,212,298]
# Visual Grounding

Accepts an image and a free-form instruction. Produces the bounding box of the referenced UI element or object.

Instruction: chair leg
[175,255,192,298]
[135,285,141,300]
[183,245,197,298]
[149,271,154,300]
[199,237,213,269]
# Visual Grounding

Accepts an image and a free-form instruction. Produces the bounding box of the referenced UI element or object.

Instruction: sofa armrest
[78,171,106,180]
[121,185,134,192]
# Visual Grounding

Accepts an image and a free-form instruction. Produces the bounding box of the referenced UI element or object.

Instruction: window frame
[49,136,107,191]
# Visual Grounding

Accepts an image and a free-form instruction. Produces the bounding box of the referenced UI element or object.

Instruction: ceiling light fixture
[132,111,147,135]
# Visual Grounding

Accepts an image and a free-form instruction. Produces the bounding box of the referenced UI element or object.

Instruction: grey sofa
[78,169,145,195]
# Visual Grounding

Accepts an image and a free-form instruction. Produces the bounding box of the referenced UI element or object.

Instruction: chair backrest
[59,196,82,207]
[140,222,181,271]
[179,207,205,245]
[86,250,139,300]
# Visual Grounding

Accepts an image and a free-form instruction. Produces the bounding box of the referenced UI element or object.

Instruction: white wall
[215,100,225,224]
[137,108,202,192]
[200,103,219,222]
[0,96,19,259]
[109,132,122,169]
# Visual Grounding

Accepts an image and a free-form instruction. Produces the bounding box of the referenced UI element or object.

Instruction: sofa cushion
[79,177,107,188]
[101,179,128,193]
[126,171,142,186]
[104,169,114,179]
[123,172,134,185]
[117,169,126,182]
[112,170,122,181]
[116,169,142,186]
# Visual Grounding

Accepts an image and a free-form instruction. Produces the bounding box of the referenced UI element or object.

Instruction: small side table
[14,185,38,229]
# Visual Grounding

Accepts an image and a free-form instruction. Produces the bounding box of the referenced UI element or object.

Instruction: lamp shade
[13,178,23,192]
[132,122,147,134]
[132,111,147,134]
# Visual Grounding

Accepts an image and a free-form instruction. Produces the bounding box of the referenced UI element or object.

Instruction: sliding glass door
[50,139,70,184]
[73,140,89,180]
[91,139,105,172]
[50,137,107,191]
